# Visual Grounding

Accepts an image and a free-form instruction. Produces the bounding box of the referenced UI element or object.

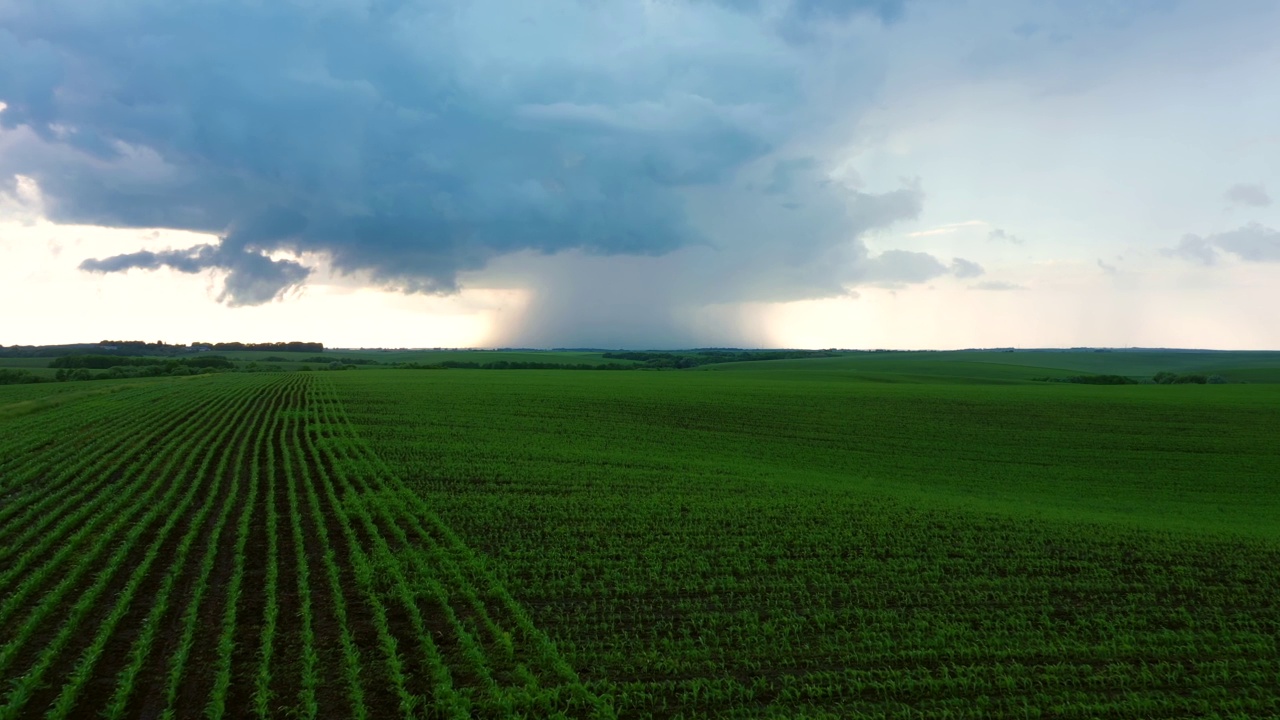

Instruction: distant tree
[0,369,42,385]
[185,356,234,369]
[1064,374,1138,385]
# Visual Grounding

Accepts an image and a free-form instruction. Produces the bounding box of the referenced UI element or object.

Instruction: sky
[2,0,1278,349]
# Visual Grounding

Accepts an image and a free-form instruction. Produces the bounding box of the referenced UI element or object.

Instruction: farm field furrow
[308,380,608,717]
[0,379,259,678]
[42,379,284,720]
[1,366,1278,718]
[0,386,150,478]
[0,380,244,595]
[0,377,273,718]
[0,381,206,530]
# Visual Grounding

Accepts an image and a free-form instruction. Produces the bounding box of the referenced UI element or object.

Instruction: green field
[698,350,1280,384]
[1,356,1278,718]
[215,349,643,370]
[0,349,643,378]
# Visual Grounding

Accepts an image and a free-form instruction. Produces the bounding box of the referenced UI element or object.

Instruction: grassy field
[215,349,643,369]
[0,349,643,377]
[698,350,1280,383]
[0,357,1278,717]
[6,347,1279,380]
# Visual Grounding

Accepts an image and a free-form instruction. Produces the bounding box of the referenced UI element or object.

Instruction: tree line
[602,350,841,369]
[1034,372,1228,385]
[0,341,324,358]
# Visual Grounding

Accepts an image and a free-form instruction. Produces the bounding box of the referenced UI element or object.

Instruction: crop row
[1,373,598,718]
[302,378,613,718]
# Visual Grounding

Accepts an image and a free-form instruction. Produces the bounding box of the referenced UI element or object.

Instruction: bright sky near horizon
[2,0,1279,349]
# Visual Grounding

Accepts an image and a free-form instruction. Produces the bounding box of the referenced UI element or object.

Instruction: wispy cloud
[1224,183,1272,208]
[1211,223,1280,262]
[950,257,985,278]
[1164,223,1280,265]
[1163,236,1219,265]
[987,228,1024,245]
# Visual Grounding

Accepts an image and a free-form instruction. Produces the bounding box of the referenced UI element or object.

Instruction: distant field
[216,349,641,366]
[5,347,1280,382]
[0,376,177,417]
[0,349,642,377]
[700,350,1280,383]
[1,360,1278,717]
[0,358,56,369]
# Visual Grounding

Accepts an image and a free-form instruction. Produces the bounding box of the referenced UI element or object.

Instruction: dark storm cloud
[486,163,966,347]
[1,0,942,342]
[1,0,737,298]
[708,0,906,26]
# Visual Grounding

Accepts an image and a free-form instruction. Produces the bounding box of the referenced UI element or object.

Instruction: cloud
[709,0,908,44]
[1224,183,1271,208]
[1163,235,1219,265]
[0,173,43,224]
[851,250,984,287]
[1097,258,1118,275]
[950,257,984,278]
[763,157,819,195]
[987,228,1024,244]
[1210,223,1280,262]
[860,250,947,284]
[488,165,932,347]
[971,280,1024,291]
[1164,223,1280,265]
[786,0,906,24]
[0,0,924,334]
[80,243,309,306]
